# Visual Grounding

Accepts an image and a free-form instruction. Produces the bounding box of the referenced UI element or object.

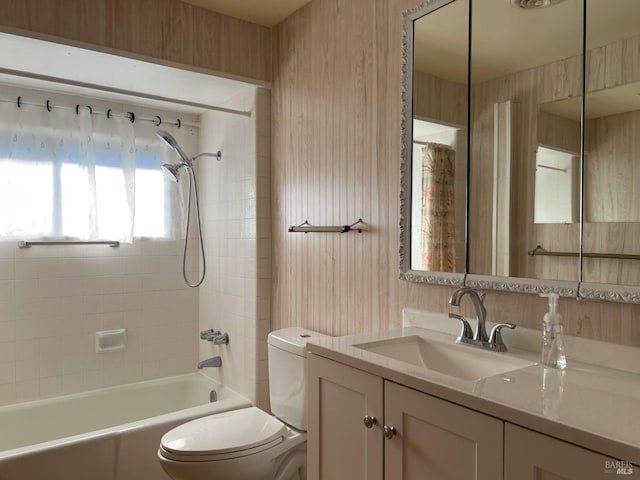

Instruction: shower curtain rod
[1,96,199,129]
[0,67,253,118]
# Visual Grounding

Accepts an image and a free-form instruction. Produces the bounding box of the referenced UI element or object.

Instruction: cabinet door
[384,381,503,480]
[308,354,384,480]
[505,423,639,480]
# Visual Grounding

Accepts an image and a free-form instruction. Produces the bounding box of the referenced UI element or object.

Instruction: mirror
[402,0,640,302]
[400,0,469,284]
[582,0,640,288]
[467,0,583,283]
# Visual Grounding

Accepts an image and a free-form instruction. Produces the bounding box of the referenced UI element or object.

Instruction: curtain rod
[0,67,252,118]
[1,96,198,128]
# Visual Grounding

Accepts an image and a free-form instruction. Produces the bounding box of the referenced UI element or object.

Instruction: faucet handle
[488,323,516,352]
[449,313,473,340]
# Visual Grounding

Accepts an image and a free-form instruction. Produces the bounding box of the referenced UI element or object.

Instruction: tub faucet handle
[200,329,218,340]
[200,329,229,344]
[212,332,229,345]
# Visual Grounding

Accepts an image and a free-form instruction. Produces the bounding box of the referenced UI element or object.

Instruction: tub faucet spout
[197,356,222,369]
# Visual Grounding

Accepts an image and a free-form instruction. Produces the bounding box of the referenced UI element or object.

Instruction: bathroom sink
[353,335,534,381]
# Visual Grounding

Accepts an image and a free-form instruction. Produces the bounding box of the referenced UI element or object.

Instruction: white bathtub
[0,372,251,480]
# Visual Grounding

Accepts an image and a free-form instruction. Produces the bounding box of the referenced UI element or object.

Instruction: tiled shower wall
[197,87,271,409]
[0,238,199,406]
[0,109,201,407]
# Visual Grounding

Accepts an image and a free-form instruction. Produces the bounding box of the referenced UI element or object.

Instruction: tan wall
[0,0,271,83]
[271,0,640,348]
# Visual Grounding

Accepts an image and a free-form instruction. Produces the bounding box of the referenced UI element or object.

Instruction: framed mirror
[401,0,640,303]
[401,0,582,297]
[400,0,470,286]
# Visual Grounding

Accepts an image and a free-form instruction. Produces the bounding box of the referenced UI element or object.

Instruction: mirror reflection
[466,0,583,281]
[582,0,640,286]
[534,146,579,225]
[535,101,581,225]
[410,0,468,274]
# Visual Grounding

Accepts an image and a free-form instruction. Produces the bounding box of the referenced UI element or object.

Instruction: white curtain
[0,101,186,242]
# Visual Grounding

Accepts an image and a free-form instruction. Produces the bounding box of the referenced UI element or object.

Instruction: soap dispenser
[540,293,566,369]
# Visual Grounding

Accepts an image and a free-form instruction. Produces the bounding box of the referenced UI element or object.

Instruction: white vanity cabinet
[308,354,503,480]
[504,424,636,480]
[384,380,503,480]
[308,353,384,480]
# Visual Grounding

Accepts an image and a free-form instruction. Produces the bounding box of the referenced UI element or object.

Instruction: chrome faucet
[197,356,222,369]
[448,287,516,352]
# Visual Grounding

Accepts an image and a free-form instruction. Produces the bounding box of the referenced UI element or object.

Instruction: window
[0,100,188,242]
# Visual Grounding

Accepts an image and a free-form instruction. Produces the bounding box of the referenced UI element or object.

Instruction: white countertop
[306,310,640,464]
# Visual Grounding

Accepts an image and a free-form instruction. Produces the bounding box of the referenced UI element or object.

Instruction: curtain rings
[175,118,181,128]
[75,105,93,115]
[46,100,52,112]
[154,115,162,126]
[17,96,22,108]
[127,112,135,123]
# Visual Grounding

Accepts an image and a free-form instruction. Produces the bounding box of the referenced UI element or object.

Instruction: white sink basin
[353,335,534,381]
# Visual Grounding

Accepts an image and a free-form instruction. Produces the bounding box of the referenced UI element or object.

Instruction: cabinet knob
[363,415,376,428]
[383,425,396,439]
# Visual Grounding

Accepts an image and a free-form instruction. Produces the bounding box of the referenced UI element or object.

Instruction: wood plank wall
[0,0,271,83]
[271,0,640,347]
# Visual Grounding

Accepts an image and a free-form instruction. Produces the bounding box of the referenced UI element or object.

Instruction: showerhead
[158,129,222,184]
[157,130,192,167]
[161,163,184,183]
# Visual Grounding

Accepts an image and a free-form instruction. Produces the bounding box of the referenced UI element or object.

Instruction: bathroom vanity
[307,312,640,480]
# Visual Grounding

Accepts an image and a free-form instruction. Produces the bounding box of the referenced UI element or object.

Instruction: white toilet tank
[267,327,330,432]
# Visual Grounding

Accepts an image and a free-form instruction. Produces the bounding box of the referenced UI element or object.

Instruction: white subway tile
[0,321,15,342]
[0,383,16,406]
[39,375,62,397]
[15,380,39,402]
[0,362,15,384]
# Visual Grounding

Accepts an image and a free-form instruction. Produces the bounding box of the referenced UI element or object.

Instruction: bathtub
[0,372,251,480]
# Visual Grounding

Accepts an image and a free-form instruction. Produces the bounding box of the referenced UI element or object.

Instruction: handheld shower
[157,130,222,288]
[158,130,221,184]
[157,130,193,167]
[161,163,183,183]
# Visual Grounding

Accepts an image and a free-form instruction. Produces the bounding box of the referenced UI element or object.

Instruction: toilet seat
[160,407,287,462]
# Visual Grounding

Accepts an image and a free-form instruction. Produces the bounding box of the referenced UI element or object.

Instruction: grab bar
[528,245,640,260]
[18,240,120,248]
[288,218,364,234]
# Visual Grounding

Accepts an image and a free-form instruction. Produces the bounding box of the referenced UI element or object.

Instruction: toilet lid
[160,407,287,457]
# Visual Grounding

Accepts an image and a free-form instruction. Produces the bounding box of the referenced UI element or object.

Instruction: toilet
[157,327,330,480]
